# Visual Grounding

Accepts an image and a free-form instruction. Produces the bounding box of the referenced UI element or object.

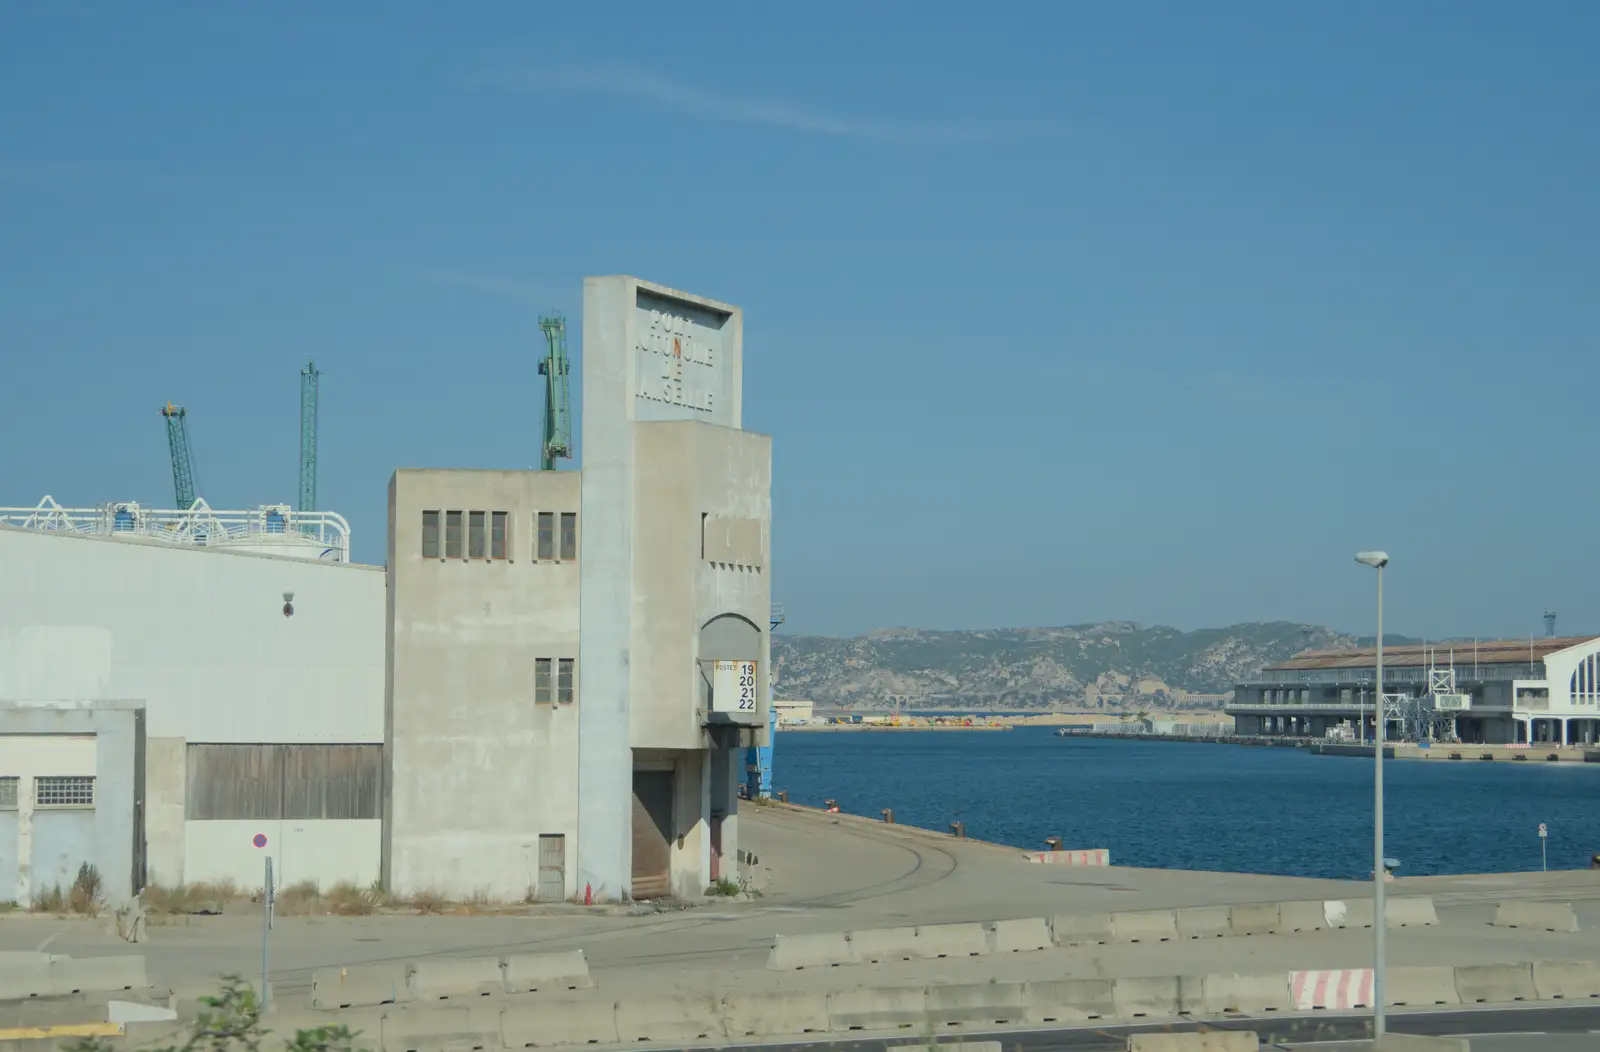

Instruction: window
[445,511,463,559]
[491,511,508,560]
[537,512,555,561]
[421,511,440,559]
[535,658,554,703]
[560,512,578,561]
[35,776,94,808]
[468,511,487,559]
[0,777,16,810]
[557,658,575,704]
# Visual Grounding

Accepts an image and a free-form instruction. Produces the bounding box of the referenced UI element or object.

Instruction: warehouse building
[0,275,771,907]
[1229,636,1600,745]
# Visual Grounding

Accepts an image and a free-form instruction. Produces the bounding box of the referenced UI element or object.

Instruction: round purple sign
[253,833,268,848]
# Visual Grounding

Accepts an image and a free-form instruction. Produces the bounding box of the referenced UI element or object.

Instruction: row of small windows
[535,657,576,705]
[0,776,95,809]
[421,511,577,562]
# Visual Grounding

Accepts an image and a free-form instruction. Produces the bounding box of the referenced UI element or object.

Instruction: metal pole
[1373,565,1386,1040]
[262,856,273,1012]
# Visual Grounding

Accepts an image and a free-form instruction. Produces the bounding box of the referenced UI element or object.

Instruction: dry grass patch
[324,881,376,916]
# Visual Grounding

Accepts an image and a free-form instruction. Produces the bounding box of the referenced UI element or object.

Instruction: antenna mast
[298,361,321,512]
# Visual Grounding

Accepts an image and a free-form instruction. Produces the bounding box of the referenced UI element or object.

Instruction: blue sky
[2,2,1597,640]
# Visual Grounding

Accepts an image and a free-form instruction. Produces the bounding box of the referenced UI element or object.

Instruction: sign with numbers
[712,660,759,714]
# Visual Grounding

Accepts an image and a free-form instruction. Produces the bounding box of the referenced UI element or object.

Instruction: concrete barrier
[1454,961,1536,1003]
[1386,897,1439,927]
[1325,898,1373,929]
[501,998,618,1048]
[1112,909,1178,943]
[722,990,829,1038]
[261,1009,385,1052]
[1277,900,1328,932]
[826,986,928,1031]
[1024,979,1115,1023]
[0,959,54,1000]
[850,925,922,963]
[1175,906,1231,939]
[311,965,410,1010]
[1112,976,1183,1019]
[170,979,272,1018]
[1384,966,1460,1006]
[1493,900,1580,933]
[407,958,503,1001]
[1373,1035,1470,1051]
[1126,1033,1259,1051]
[614,994,723,1044]
[1051,912,1115,946]
[1532,960,1600,1000]
[48,956,148,996]
[1291,968,1373,1010]
[916,923,990,959]
[1023,848,1110,865]
[989,917,1052,953]
[766,932,855,970]
[500,951,592,993]
[924,982,1028,1028]
[381,1005,500,1052]
[1227,903,1280,937]
[123,1018,191,1050]
[1198,973,1292,1014]
[107,1002,178,1024]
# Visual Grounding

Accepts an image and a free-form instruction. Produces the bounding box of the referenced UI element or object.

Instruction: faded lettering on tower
[636,309,715,413]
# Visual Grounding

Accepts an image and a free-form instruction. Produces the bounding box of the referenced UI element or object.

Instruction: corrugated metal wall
[185,744,381,820]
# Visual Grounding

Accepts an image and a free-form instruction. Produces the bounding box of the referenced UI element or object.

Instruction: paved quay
[4,803,1600,1017]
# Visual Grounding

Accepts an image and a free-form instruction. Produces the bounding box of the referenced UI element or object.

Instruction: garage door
[631,770,674,900]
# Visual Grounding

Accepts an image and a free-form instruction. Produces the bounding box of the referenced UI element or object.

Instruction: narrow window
[560,512,578,561]
[537,512,555,561]
[468,511,486,559]
[0,777,16,810]
[535,658,554,703]
[421,511,440,559]
[445,511,463,559]
[557,658,575,704]
[491,511,507,560]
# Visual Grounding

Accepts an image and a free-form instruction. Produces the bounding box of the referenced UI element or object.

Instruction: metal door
[630,771,673,899]
[537,834,565,901]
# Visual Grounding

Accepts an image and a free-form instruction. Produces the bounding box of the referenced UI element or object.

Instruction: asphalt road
[716,1004,1600,1050]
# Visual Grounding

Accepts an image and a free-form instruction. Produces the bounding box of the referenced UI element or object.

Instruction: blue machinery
[745,603,786,799]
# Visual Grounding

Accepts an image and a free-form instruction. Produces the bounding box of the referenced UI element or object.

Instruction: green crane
[161,402,199,508]
[538,314,573,470]
[298,360,320,512]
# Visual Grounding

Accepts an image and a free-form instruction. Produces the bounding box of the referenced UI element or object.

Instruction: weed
[275,880,322,915]
[66,975,369,1052]
[31,885,66,913]
[324,882,374,916]
[705,877,742,897]
[69,863,103,915]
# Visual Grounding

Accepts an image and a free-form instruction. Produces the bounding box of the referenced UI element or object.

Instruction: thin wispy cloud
[472,64,1056,146]
[415,268,565,308]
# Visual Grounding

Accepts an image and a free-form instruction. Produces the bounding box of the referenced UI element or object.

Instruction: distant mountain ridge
[771,621,1359,710]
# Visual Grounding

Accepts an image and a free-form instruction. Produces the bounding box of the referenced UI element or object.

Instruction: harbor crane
[538,314,573,470]
[161,402,199,509]
[298,360,320,512]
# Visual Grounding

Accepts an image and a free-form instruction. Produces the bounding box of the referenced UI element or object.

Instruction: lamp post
[1355,550,1389,1039]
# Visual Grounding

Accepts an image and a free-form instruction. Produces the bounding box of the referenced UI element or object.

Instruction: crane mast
[298,360,320,512]
[161,402,199,509]
[538,315,573,470]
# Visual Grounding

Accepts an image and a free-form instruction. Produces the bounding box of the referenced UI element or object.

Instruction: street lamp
[1355,550,1389,1039]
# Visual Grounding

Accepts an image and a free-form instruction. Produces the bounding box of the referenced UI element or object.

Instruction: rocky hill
[771,621,1356,711]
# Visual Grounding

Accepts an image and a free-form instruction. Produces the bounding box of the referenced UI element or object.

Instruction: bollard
[1045,837,1062,852]
[777,790,788,803]
[881,809,895,824]
[950,821,965,838]
[1591,853,1600,870]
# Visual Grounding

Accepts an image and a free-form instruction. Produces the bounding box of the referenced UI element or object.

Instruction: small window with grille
[535,658,554,704]
[35,776,94,808]
[559,513,577,561]
[536,512,555,561]
[557,658,575,704]
[491,511,508,560]
[0,777,17,810]
[421,510,440,559]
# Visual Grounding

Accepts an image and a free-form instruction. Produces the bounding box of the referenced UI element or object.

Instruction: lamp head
[1355,551,1389,569]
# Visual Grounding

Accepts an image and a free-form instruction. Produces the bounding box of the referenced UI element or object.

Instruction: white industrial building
[1229,636,1600,745]
[0,275,771,907]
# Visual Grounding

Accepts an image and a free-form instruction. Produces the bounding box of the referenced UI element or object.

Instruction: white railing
[0,496,350,562]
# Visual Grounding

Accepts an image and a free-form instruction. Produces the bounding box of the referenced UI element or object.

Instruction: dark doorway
[631,770,674,899]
